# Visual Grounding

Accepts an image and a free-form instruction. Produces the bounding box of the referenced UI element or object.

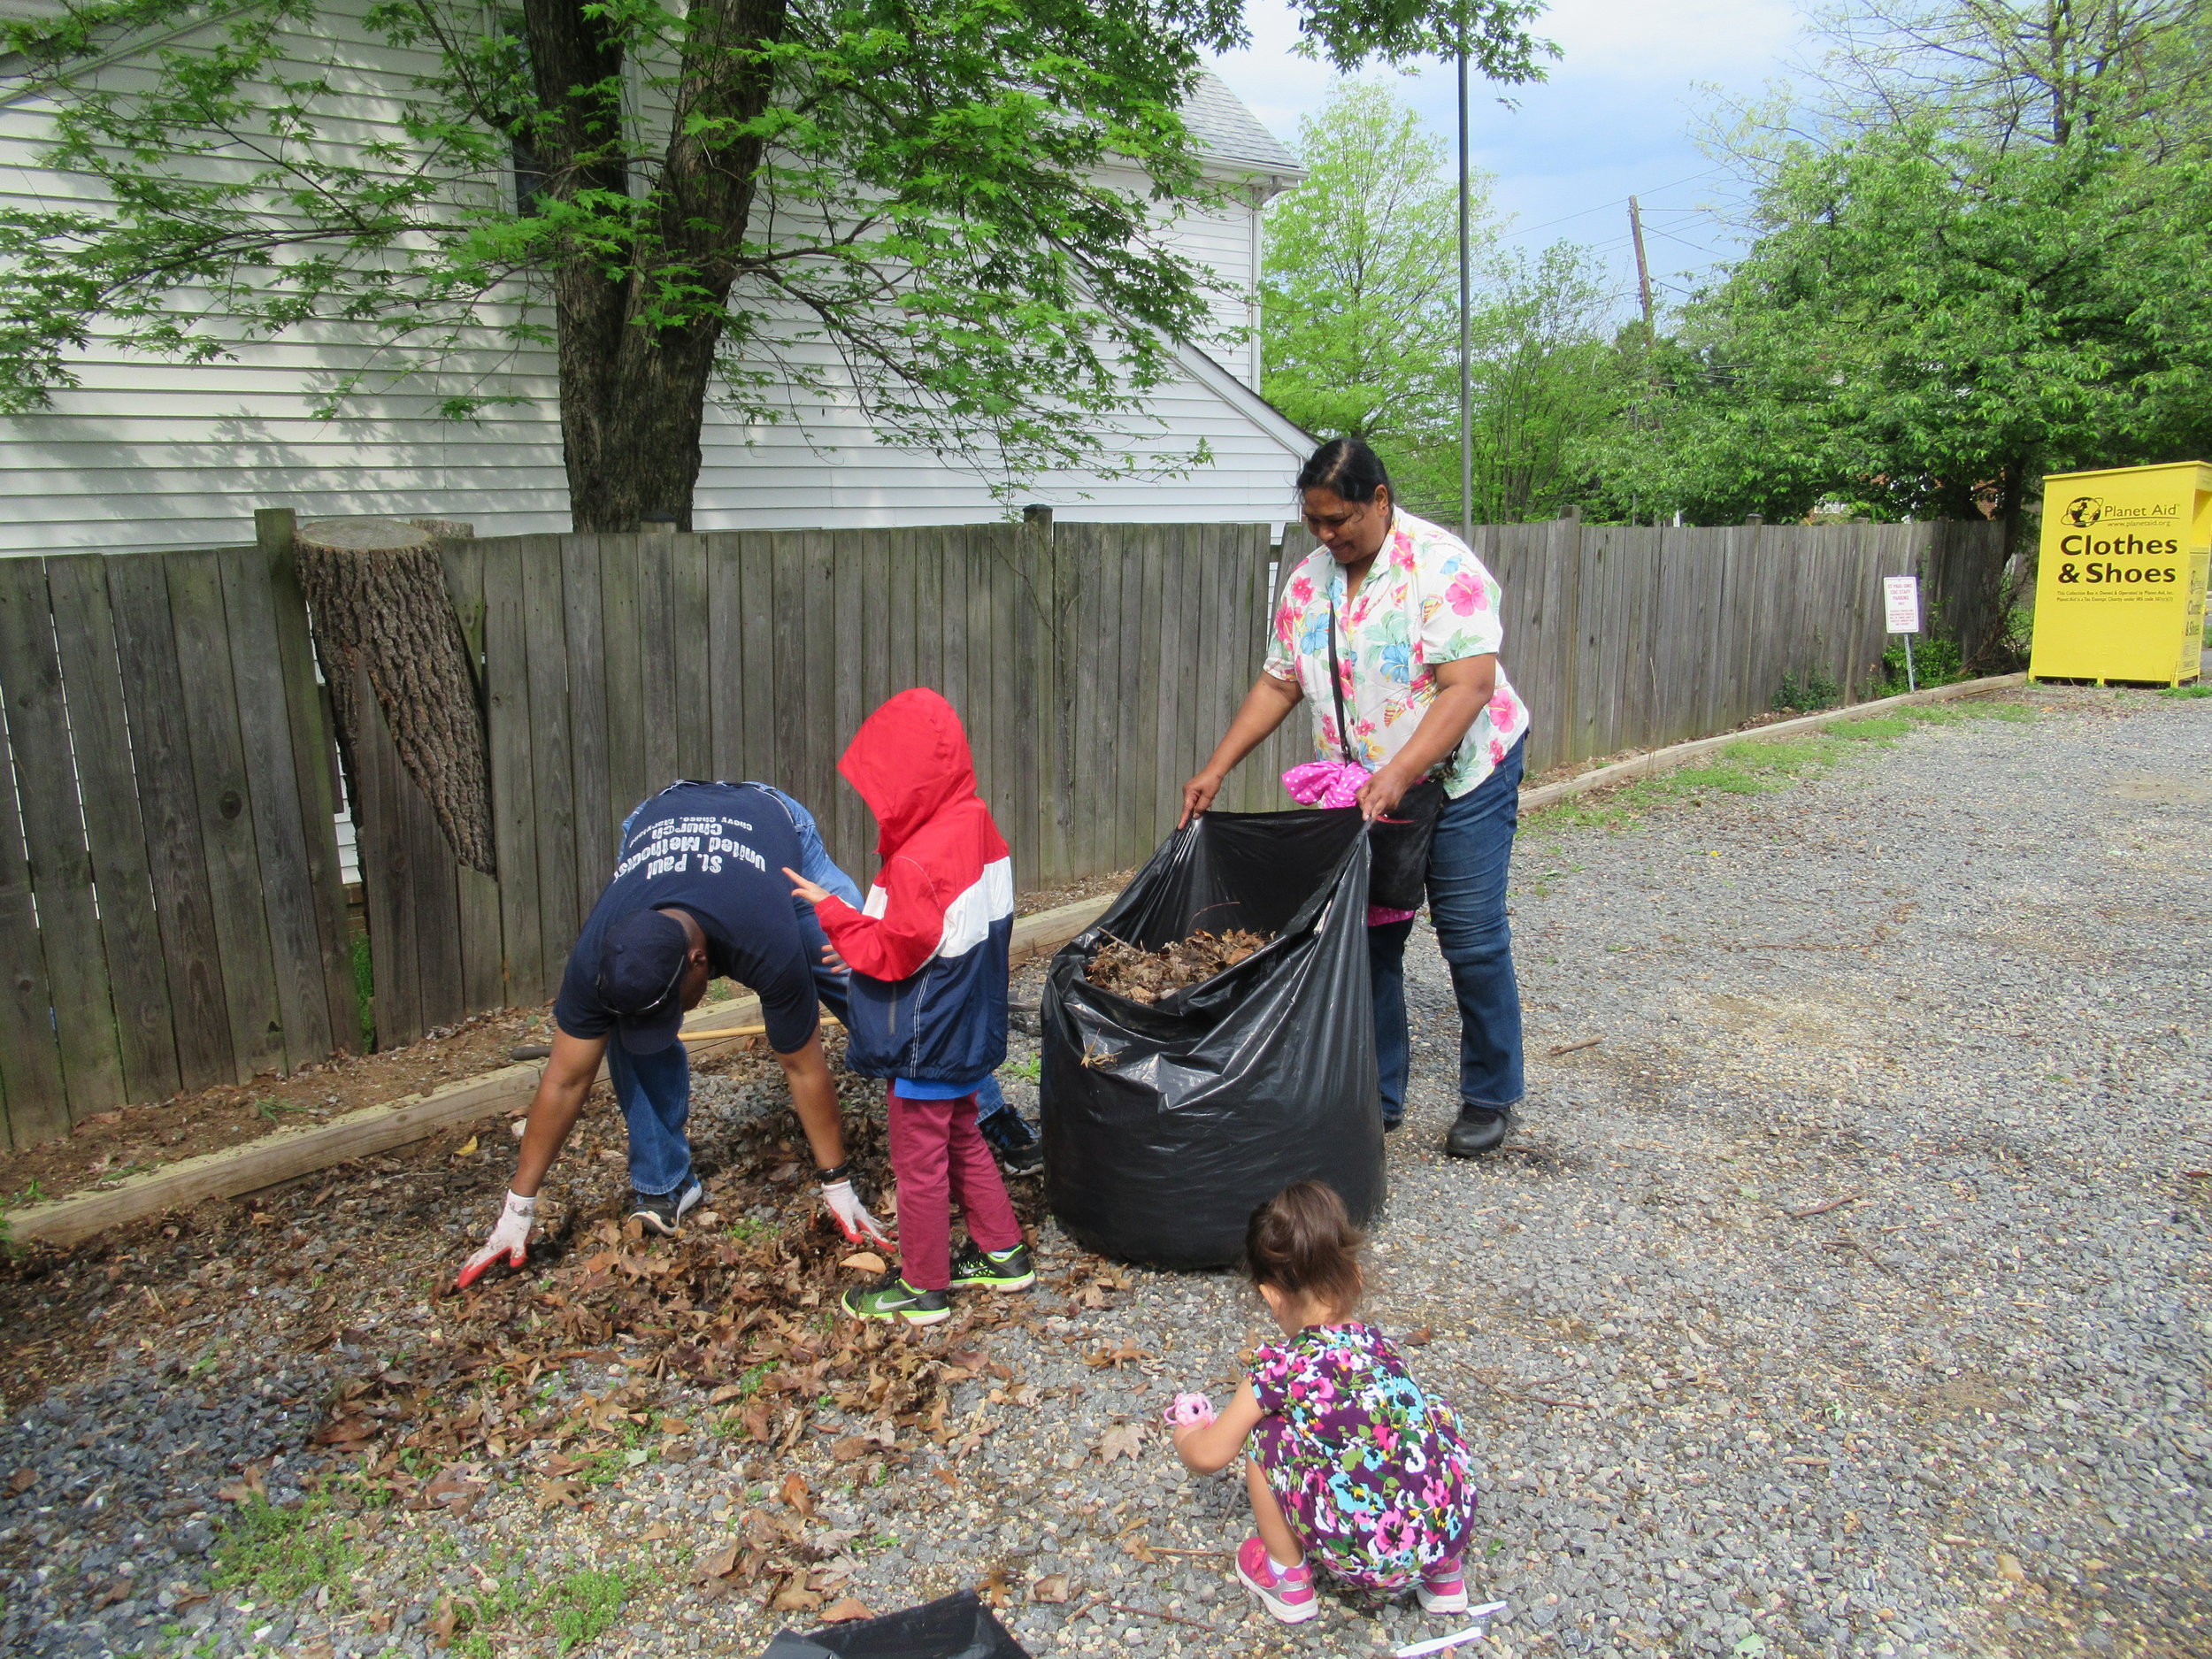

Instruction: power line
[1640,222,1726,255]
[1497,166,1731,242]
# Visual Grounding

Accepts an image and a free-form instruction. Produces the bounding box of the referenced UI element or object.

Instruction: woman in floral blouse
[1181,437,1530,1156]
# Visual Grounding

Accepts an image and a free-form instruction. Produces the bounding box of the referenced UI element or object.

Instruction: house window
[512,140,547,216]
[501,12,545,214]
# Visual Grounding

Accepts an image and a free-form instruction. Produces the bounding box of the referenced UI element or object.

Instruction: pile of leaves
[292,1097,1055,1622]
[1082,928,1271,1004]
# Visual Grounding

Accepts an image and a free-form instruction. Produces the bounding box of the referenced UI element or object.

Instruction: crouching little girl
[1168,1181,1479,1624]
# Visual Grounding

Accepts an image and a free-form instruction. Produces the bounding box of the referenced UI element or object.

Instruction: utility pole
[1628,194,1660,526]
[1627,195,1655,342]
[1456,34,1472,545]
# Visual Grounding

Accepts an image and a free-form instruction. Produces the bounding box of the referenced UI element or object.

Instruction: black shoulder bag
[1326,601,1445,912]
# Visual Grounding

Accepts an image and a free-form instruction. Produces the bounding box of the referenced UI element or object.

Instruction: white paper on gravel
[1394,1602,1509,1656]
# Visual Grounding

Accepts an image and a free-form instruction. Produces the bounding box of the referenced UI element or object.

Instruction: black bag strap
[1325,597,1355,765]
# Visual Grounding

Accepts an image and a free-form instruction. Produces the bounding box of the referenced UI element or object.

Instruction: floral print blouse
[1247,1322,1478,1589]
[1263,509,1531,798]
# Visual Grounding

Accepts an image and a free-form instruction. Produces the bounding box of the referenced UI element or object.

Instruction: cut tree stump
[293,517,495,873]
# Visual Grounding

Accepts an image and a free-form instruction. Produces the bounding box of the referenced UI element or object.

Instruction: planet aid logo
[2055,496,2183,588]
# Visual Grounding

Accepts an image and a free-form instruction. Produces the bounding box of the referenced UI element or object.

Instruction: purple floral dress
[1248,1322,1478,1590]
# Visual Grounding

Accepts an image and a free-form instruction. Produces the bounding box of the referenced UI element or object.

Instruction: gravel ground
[1,683,2206,1659]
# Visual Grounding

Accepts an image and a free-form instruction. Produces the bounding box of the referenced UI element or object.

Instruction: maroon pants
[887,1087,1023,1292]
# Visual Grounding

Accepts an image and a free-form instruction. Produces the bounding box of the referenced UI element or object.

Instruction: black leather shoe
[1382,1116,1402,1133]
[1444,1105,1512,1158]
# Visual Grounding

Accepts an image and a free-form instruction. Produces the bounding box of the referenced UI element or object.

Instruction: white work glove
[457,1190,536,1288]
[821,1177,895,1248]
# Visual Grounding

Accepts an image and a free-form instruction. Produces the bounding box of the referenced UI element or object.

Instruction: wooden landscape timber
[0,895,1116,1248]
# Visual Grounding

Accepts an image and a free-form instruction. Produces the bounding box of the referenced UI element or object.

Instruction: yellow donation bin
[2030,460,2209,685]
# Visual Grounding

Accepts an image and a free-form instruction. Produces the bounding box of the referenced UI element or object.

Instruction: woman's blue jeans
[1368,736,1526,1123]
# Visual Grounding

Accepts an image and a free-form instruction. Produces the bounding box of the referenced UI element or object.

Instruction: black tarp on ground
[756,1591,1029,1658]
[1040,807,1384,1269]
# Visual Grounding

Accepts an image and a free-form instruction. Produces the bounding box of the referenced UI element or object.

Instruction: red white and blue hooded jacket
[811,688,1013,1087]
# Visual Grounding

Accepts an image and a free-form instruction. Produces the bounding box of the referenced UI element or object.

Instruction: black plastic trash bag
[756,1591,1029,1658]
[1040,807,1383,1269]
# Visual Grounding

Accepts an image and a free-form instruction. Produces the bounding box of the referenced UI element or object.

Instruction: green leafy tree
[1613,0,2212,551]
[0,0,1552,529]
[1260,78,1624,523]
[1604,126,2212,542]
[1796,0,2212,151]
[1463,239,1624,521]
[1259,78,1475,515]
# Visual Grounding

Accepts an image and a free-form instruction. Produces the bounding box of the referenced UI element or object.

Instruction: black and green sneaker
[841,1273,950,1326]
[949,1240,1035,1293]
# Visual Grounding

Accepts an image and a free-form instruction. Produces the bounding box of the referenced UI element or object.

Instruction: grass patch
[1831,714,1915,743]
[1901,699,2034,726]
[1526,696,2035,838]
[997,1055,1041,1082]
[1668,737,1847,798]
[1529,779,1668,833]
[1671,763,1779,795]
[549,1569,634,1654]
[210,1497,357,1601]
[2159,683,2212,700]
[444,1566,635,1657]
[1725,738,1832,772]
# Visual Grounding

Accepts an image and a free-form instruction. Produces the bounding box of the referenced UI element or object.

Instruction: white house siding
[0,14,1309,554]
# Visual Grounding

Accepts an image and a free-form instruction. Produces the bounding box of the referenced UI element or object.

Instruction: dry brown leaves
[1081,928,1271,1004]
[1083,1338,1151,1370]
[289,1099,1052,1611]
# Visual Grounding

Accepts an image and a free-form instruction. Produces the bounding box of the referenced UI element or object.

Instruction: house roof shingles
[1183,69,1302,179]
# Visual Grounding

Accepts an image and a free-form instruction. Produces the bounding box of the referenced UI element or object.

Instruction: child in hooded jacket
[785,688,1033,1325]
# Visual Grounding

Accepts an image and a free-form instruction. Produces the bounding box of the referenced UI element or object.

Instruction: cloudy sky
[1208,0,1809,311]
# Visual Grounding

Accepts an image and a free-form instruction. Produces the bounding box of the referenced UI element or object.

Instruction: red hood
[838,688,980,860]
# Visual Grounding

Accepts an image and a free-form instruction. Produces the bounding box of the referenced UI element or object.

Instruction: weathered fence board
[262,532,360,1064]
[0,650,66,1144]
[0,557,127,1123]
[106,555,234,1095]
[220,550,342,1072]
[45,557,179,1106]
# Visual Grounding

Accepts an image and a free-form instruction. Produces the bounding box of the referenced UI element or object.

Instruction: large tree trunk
[293,518,496,874]
[524,0,787,531]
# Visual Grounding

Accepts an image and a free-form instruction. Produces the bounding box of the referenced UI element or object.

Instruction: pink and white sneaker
[1417,1556,1470,1614]
[1236,1536,1319,1624]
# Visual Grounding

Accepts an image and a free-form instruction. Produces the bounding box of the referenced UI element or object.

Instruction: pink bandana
[1280,763,1420,926]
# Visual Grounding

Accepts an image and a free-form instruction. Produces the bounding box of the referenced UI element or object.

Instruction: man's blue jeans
[1368,736,1526,1123]
[611,899,855,1197]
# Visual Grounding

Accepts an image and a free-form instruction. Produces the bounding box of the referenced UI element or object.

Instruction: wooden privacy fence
[0,544,355,1148]
[1480,515,2005,774]
[388,520,1292,1047]
[0,511,2004,1146]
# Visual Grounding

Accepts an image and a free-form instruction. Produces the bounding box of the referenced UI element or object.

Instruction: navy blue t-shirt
[554,782,819,1054]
